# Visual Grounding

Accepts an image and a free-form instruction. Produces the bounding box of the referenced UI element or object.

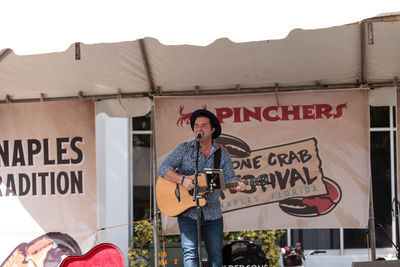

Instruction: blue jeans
[177,215,223,267]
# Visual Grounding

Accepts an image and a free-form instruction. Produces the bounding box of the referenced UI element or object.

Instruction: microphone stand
[193,136,203,267]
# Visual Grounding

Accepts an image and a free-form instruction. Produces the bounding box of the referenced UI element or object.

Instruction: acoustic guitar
[156,173,263,217]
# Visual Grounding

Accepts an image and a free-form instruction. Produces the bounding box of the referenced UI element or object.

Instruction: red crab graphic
[176,105,207,127]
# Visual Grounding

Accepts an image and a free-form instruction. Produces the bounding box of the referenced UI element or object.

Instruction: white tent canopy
[0,13,400,110]
[2,1,400,55]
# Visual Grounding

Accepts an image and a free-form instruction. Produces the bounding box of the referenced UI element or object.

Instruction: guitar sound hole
[175,184,181,202]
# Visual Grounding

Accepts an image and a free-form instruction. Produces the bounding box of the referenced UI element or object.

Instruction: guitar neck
[224,180,249,189]
[197,179,247,192]
[187,174,256,191]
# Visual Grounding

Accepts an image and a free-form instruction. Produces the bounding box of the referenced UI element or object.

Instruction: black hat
[190,109,221,139]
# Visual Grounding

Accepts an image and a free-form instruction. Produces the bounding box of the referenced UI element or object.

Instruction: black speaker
[222,241,269,266]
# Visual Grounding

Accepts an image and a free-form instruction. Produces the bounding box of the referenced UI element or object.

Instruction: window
[290,229,340,250]
[132,113,152,221]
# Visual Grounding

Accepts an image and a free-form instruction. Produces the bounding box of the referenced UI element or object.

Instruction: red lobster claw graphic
[278,177,342,217]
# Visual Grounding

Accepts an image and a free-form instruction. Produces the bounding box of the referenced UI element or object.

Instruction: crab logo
[216,133,342,217]
[176,105,207,127]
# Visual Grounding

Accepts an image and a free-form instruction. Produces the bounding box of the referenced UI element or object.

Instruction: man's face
[193,116,215,140]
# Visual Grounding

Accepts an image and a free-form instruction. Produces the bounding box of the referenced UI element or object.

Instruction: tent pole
[3,81,400,104]
[369,177,377,261]
[394,80,400,257]
[361,18,376,260]
[0,48,12,63]
[151,103,160,266]
[139,38,156,95]
[360,21,366,85]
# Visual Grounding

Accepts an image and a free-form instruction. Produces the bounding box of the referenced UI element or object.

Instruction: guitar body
[60,243,124,267]
[156,174,208,217]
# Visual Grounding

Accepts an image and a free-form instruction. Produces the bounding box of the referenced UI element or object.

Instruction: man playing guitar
[158,109,246,267]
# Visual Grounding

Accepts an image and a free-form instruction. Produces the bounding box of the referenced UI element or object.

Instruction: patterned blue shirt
[158,139,237,220]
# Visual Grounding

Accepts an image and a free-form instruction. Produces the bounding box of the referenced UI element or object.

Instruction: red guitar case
[60,243,124,267]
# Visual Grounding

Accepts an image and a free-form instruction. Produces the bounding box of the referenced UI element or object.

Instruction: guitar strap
[214,148,227,199]
[214,148,221,169]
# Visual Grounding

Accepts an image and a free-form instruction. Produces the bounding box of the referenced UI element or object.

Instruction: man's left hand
[234,180,246,192]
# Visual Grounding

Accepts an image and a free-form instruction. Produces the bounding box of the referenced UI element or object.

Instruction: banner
[155,89,370,233]
[0,101,97,266]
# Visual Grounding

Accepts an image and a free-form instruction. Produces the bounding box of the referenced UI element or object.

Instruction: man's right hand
[181,176,194,190]
[163,170,194,191]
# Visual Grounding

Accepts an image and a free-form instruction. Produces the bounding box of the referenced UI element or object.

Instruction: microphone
[196,131,203,139]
